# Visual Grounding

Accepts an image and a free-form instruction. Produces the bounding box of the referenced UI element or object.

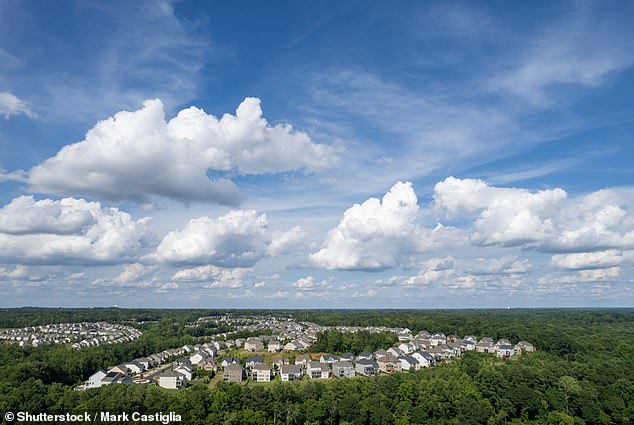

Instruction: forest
[0,308,633,425]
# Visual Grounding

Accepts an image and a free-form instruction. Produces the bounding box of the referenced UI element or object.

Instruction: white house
[267,340,282,352]
[124,361,144,374]
[496,345,515,358]
[244,338,264,352]
[280,364,302,381]
[412,352,435,368]
[398,343,412,354]
[174,364,193,381]
[307,361,330,379]
[252,364,272,382]
[398,355,420,371]
[86,370,107,389]
[158,370,186,390]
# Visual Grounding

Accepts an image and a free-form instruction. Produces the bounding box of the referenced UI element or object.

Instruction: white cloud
[0,265,32,281]
[114,263,157,285]
[171,265,247,288]
[0,196,149,265]
[0,91,36,119]
[393,255,531,288]
[550,250,624,270]
[146,210,271,267]
[434,176,566,246]
[157,282,179,293]
[268,226,308,256]
[19,98,339,205]
[493,5,634,106]
[310,181,459,270]
[434,177,634,252]
[0,196,96,235]
[539,266,621,285]
[290,275,333,291]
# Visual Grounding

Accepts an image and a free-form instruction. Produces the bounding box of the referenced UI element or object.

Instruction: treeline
[1,309,633,424]
[309,330,397,354]
[2,351,631,424]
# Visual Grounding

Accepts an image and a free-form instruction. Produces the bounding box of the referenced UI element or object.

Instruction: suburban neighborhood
[0,321,142,348]
[77,314,534,391]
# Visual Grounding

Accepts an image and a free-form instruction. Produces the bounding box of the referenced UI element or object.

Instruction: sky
[1,0,633,308]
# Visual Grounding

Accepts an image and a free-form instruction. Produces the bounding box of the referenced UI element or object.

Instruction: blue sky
[1,0,633,308]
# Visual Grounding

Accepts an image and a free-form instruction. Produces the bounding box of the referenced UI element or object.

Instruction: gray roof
[225,363,243,371]
[159,370,184,378]
[253,363,271,371]
[281,364,301,374]
[399,355,418,364]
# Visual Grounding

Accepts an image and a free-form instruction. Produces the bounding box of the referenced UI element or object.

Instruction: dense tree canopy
[0,308,632,424]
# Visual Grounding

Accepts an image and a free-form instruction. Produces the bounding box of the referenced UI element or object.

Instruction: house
[461,339,476,351]
[374,349,388,359]
[476,342,495,353]
[284,340,303,351]
[411,352,435,368]
[174,364,193,381]
[124,361,144,374]
[295,354,312,368]
[496,345,515,358]
[244,338,264,352]
[387,347,404,357]
[416,331,431,339]
[398,331,413,341]
[378,354,402,373]
[221,357,238,368]
[246,355,264,369]
[85,370,107,389]
[355,359,378,376]
[357,352,373,360]
[158,370,186,390]
[319,354,338,364]
[202,347,218,358]
[339,353,355,362]
[397,343,413,354]
[234,338,246,348]
[149,354,163,365]
[307,361,330,379]
[271,356,288,370]
[108,364,130,375]
[447,334,460,343]
[175,357,192,367]
[496,339,512,348]
[252,363,272,382]
[267,340,282,352]
[446,342,463,356]
[224,363,245,383]
[398,355,419,371]
[280,364,302,381]
[515,341,535,354]
[332,361,355,378]
[189,351,210,366]
[136,357,151,369]
[199,358,217,372]
[430,333,447,346]
[101,371,132,386]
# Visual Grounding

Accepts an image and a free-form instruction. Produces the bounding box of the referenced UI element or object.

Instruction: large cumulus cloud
[0,196,149,265]
[310,181,460,270]
[146,209,305,267]
[20,98,339,205]
[434,177,634,252]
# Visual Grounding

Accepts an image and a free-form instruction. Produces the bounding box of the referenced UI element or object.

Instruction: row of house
[0,322,141,348]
